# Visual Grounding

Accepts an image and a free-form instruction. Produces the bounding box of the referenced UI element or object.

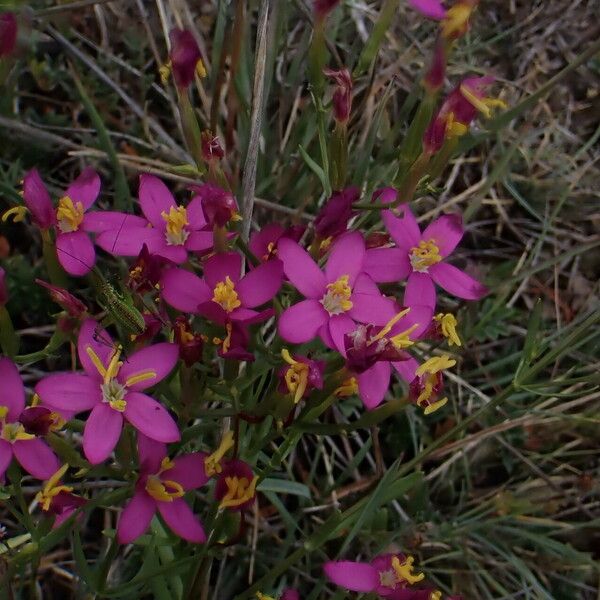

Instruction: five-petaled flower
[117,434,209,543]
[278,350,325,404]
[35,319,180,465]
[214,458,259,511]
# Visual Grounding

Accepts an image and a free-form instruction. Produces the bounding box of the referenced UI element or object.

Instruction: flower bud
[35,279,87,317]
[314,186,359,240]
[127,244,172,294]
[313,0,341,20]
[423,40,446,93]
[19,406,64,436]
[189,183,240,228]
[324,67,352,124]
[168,28,206,90]
[201,130,225,163]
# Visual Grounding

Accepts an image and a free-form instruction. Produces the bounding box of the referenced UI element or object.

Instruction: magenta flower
[0,267,7,305]
[36,464,87,528]
[117,435,208,544]
[0,13,17,58]
[408,0,446,20]
[215,321,255,362]
[19,406,65,437]
[249,223,304,263]
[174,317,204,367]
[364,195,487,308]
[127,243,173,294]
[0,358,59,480]
[277,232,395,351]
[169,29,204,90]
[35,319,180,465]
[97,175,213,264]
[278,350,325,404]
[214,458,258,511]
[188,183,240,229]
[161,251,283,326]
[325,553,442,599]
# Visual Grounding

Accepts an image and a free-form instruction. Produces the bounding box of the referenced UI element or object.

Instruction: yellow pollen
[423,396,448,415]
[415,355,456,377]
[212,277,242,313]
[2,206,29,223]
[145,476,184,502]
[48,412,66,431]
[391,555,425,585]
[158,456,175,474]
[390,324,419,349]
[262,241,277,261]
[161,205,190,246]
[410,239,442,272]
[104,345,123,384]
[321,275,353,315]
[435,313,461,346]
[430,592,442,600]
[129,265,143,280]
[109,398,127,412]
[159,60,172,84]
[180,328,195,344]
[445,112,469,139]
[56,196,85,233]
[35,464,73,512]
[204,431,235,477]
[0,406,7,420]
[459,84,507,119]
[124,370,157,387]
[334,376,358,397]
[441,3,473,38]
[281,349,309,404]
[319,236,333,253]
[219,474,258,509]
[231,211,243,222]
[195,59,207,78]
[86,345,107,379]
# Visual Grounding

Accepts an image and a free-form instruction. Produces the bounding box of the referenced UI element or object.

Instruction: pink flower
[249,223,304,263]
[0,267,7,305]
[408,0,478,40]
[214,459,258,511]
[277,232,395,352]
[96,175,214,264]
[364,195,487,308]
[35,319,180,465]
[214,321,255,362]
[408,0,446,20]
[324,67,352,123]
[161,251,283,326]
[127,243,173,293]
[19,406,65,437]
[314,187,359,241]
[117,435,209,544]
[325,553,441,599]
[188,183,240,228]
[169,29,204,90]
[0,358,59,480]
[0,12,17,58]
[278,350,325,404]
[174,317,204,367]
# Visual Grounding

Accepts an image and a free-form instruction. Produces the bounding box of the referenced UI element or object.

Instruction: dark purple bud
[324,67,352,123]
[128,244,172,294]
[189,183,240,228]
[0,13,17,58]
[313,0,342,20]
[169,28,204,89]
[174,316,204,367]
[19,406,64,436]
[314,186,359,239]
[214,459,257,511]
[424,39,446,92]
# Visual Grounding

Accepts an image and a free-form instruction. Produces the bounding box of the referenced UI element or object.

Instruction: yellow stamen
[108,398,127,412]
[430,591,442,600]
[230,211,242,222]
[161,205,190,246]
[423,396,448,415]
[204,431,235,477]
[334,376,358,397]
[415,355,456,377]
[145,476,184,502]
[36,464,73,511]
[104,345,123,384]
[445,112,469,138]
[410,239,442,272]
[218,474,258,509]
[319,236,333,253]
[2,206,29,223]
[86,346,107,379]
[124,370,157,388]
[56,196,84,233]
[0,406,8,420]
[158,457,175,474]
[391,555,425,585]
[390,324,419,349]
[441,3,473,38]
[31,393,40,407]
[159,60,172,84]
[281,349,309,404]
[370,308,411,344]
[321,275,353,315]
[0,422,35,443]
[49,412,66,431]
[195,59,207,78]
[435,313,461,346]
[459,84,507,119]
[212,277,242,313]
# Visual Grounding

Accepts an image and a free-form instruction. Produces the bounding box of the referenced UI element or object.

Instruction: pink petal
[204,252,242,288]
[157,498,206,543]
[323,560,379,593]
[124,392,180,443]
[231,307,273,325]
[348,273,396,325]
[82,211,147,233]
[197,301,228,325]
[56,231,95,277]
[429,262,488,300]
[95,226,162,257]
[13,438,59,480]
[278,299,328,344]
[0,358,25,420]
[35,373,101,412]
[138,174,175,228]
[325,232,365,285]
[382,204,421,251]
[137,433,167,474]
[408,0,447,19]
[363,248,411,283]
[393,357,419,383]
[160,268,211,312]
[167,452,210,490]
[249,223,284,258]
[65,168,101,210]
[318,321,335,349]
[276,238,326,299]
[0,441,13,479]
[78,319,114,380]
[185,196,208,229]
[185,231,214,253]
[404,272,436,309]
[236,259,283,308]
[358,362,391,409]
[421,213,463,257]
[153,242,188,265]
[328,313,355,354]
[373,187,398,205]
[118,343,178,391]
[83,404,123,465]
[117,490,156,544]
[22,169,55,228]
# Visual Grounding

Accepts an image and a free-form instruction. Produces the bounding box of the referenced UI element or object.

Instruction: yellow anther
[334,376,358,397]
[56,196,84,233]
[390,324,419,349]
[145,476,184,502]
[161,205,190,246]
[212,277,242,313]
[370,308,411,343]
[195,59,207,78]
[204,431,235,477]
[445,112,469,138]
[430,591,442,600]
[435,313,461,346]
[415,355,456,377]
[423,396,448,415]
[48,412,66,431]
[391,555,425,585]
[281,349,309,404]
[124,370,157,388]
[0,406,8,420]
[441,3,473,38]
[31,393,40,407]
[36,464,73,511]
[319,236,333,253]
[159,61,172,84]
[262,241,277,260]
[459,83,506,118]
[256,593,276,600]
[86,345,107,379]
[2,206,29,223]
[230,211,243,222]
[321,275,353,315]
[104,345,123,384]
[109,398,127,412]
[158,457,175,474]
[410,239,442,273]
[218,474,258,509]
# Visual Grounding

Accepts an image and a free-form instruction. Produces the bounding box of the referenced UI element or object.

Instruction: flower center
[320,275,353,315]
[212,277,241,313]
[379,568,398,589]
[204,431,235,477]
[0,405,35,443]
[161,205,190,246]
[435,312,461,346]
[460,83,507,119]
[409,239,442,273]
[282,349,309,404]
[219,474,259,509]
[56,196,85,233]
[101,379,127,412]
[145,475,185,502]
[391,555,425,585]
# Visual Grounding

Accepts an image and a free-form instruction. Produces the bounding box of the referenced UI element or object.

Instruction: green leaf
[258,478,312,499]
